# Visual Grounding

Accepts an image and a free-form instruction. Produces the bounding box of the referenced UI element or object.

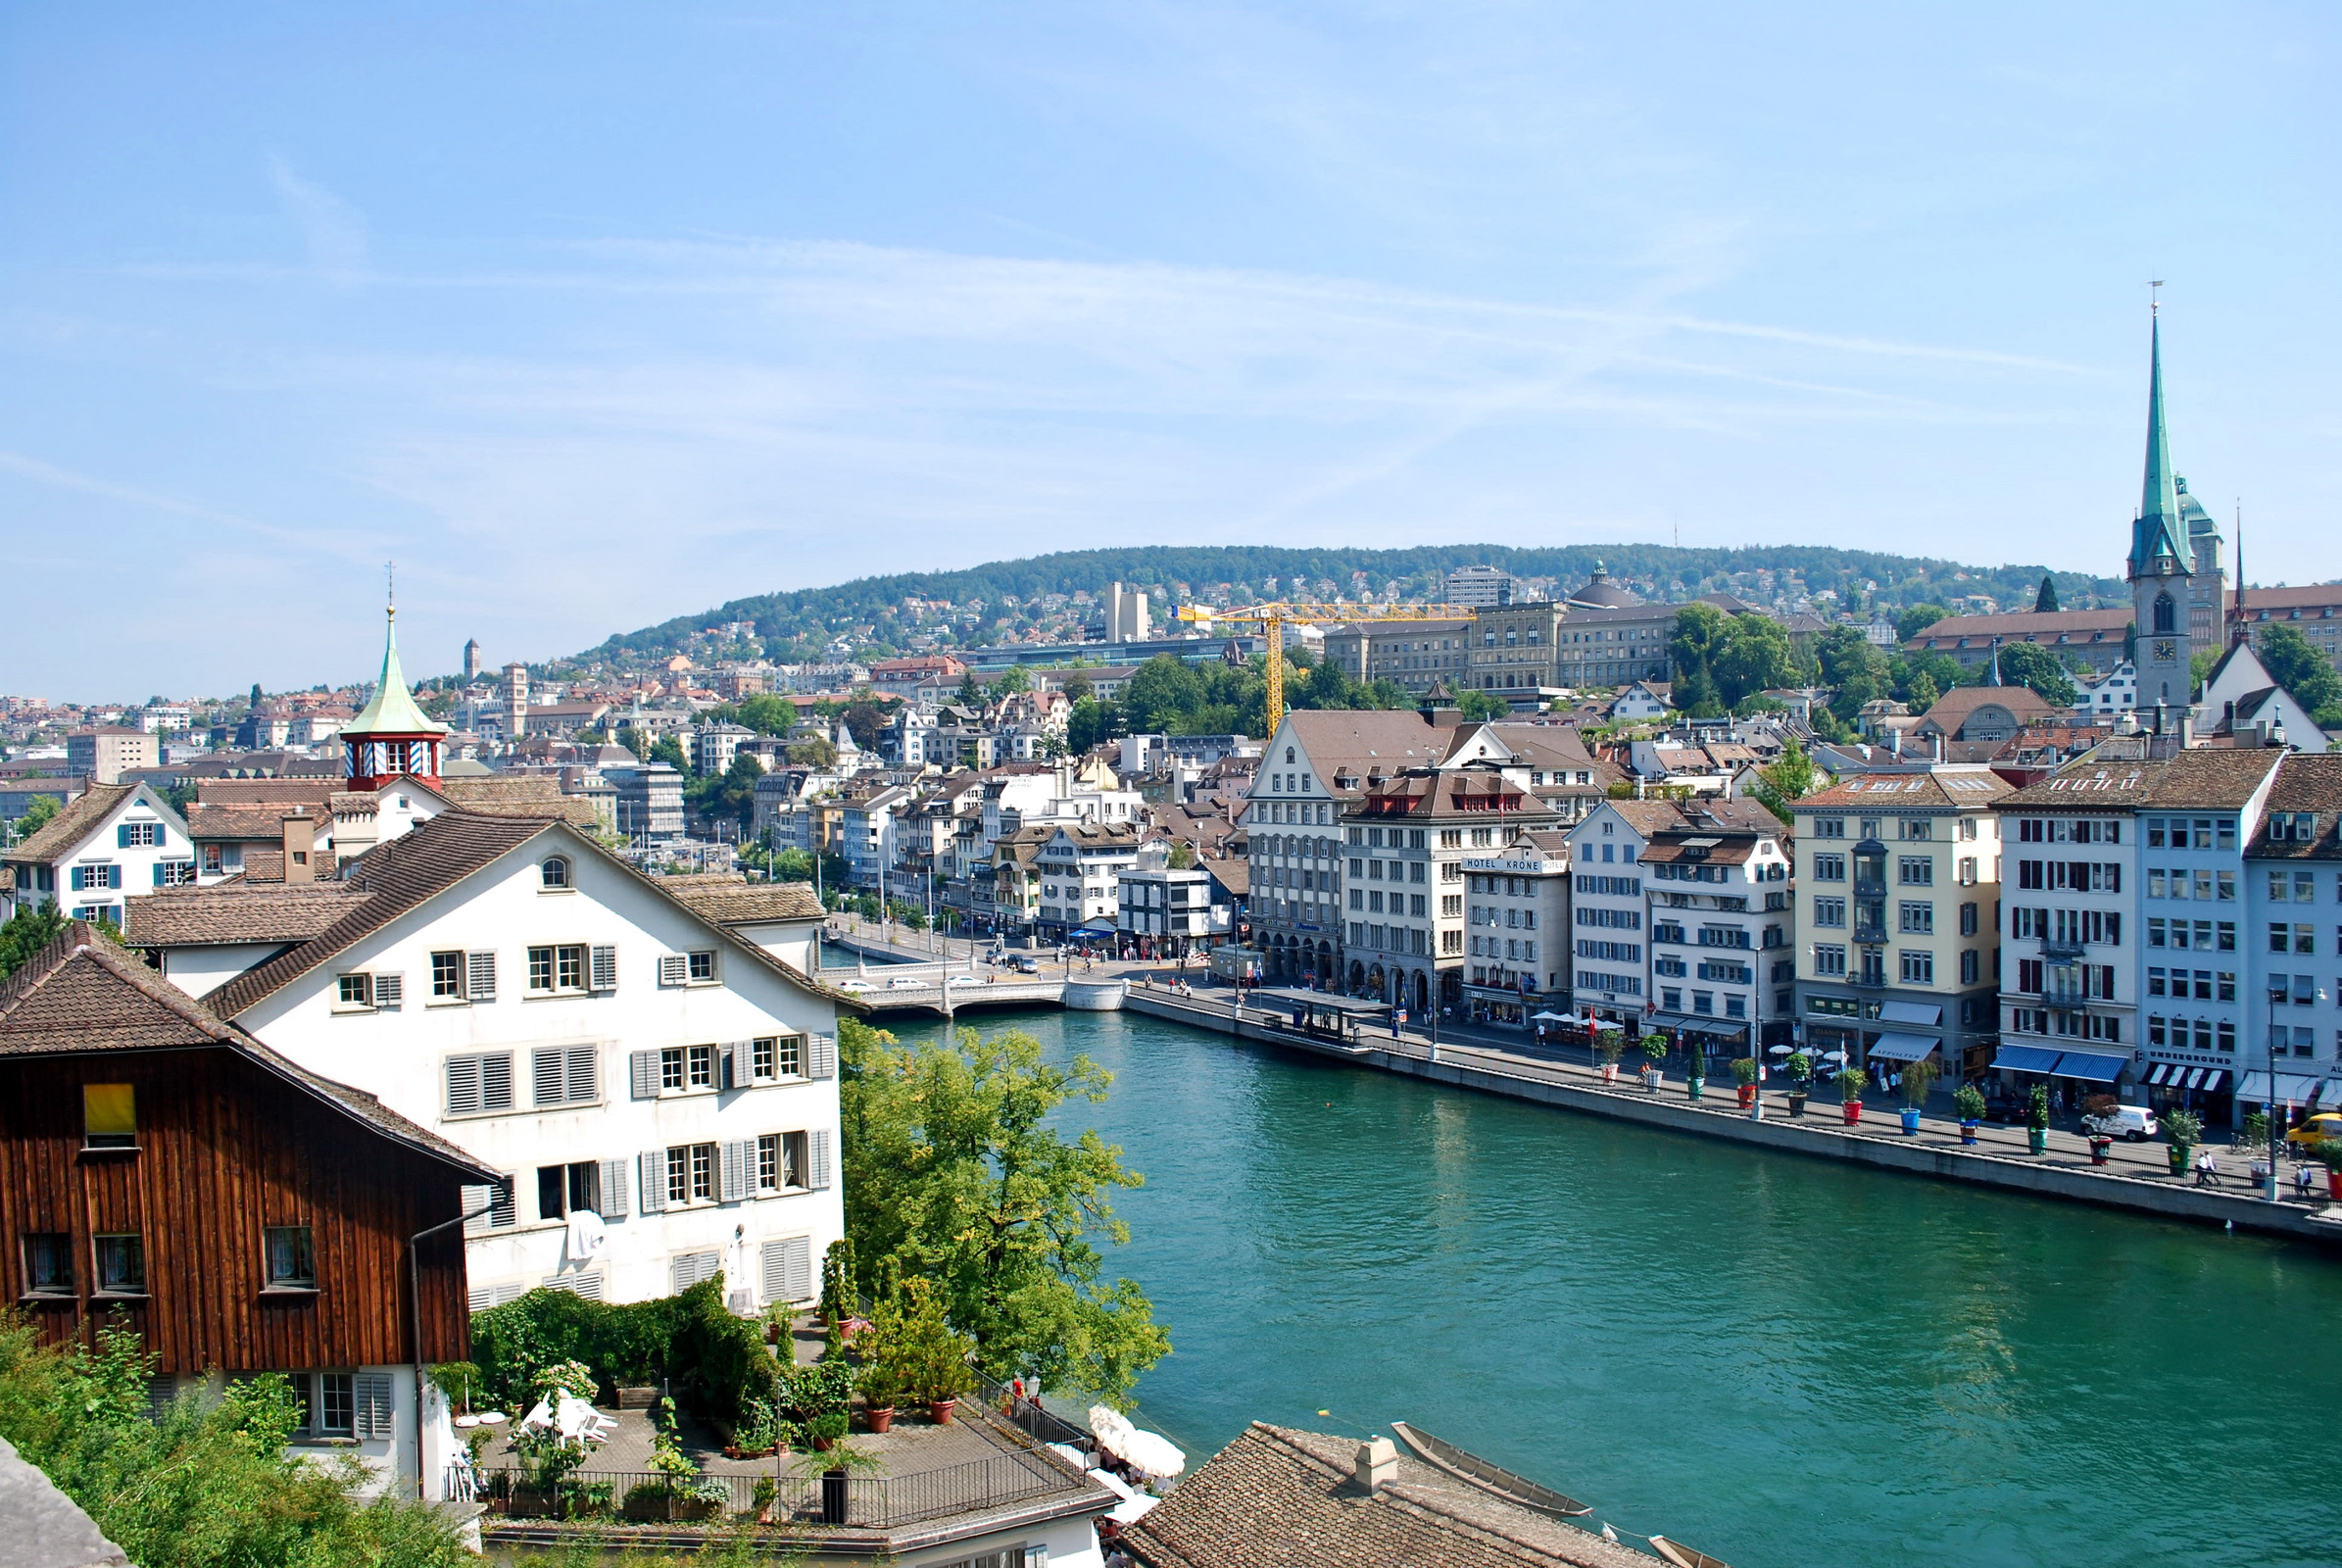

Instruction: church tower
[342,603,449,791]
[2126,309,2193,711]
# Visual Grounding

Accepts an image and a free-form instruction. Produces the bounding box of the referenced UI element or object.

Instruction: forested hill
[581,543,2124,664]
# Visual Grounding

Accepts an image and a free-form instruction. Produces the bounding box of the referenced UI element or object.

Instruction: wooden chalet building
[0,923,497,1498]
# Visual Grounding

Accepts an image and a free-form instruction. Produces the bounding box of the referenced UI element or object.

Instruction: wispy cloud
[267,154,370,285]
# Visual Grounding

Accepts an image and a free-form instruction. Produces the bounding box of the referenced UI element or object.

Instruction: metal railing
[965,1364,1096,1451]
[467,1444,1077,1530]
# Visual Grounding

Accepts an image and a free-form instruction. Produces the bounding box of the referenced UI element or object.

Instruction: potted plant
[1784,1052,1810,1118]
[1954,1084,1987,1145]
[2163,1107,2203,1176]
[858,1375,901,1435]
[1731,1054,1760,1109]
[1840,1066,1868,1126]
[2025,1083,2051,1155]
[1685,1050,1706,1102]
[2311,1139,2342,1201]
[1898,1057,1938,1136]
[1639,1037,1666,1091]
[724,1397,782,1460]
[893,1278,975,1423]
[1596,1027,1627,1084]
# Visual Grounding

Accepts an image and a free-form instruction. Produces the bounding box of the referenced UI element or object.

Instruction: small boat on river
[1649,1535,1732,1568]
[1388,1420,1591,1519]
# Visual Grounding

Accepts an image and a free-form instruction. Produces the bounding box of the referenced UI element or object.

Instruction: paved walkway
[1121,976,2339,1210]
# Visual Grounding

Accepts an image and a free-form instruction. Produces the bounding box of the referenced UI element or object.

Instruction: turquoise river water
[871,1004,2342,1568]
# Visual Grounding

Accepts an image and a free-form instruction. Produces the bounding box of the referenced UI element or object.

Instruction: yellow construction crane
[1174,601,1480,735]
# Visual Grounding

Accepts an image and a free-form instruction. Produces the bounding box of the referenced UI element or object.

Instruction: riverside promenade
[1118,977,2342,1248]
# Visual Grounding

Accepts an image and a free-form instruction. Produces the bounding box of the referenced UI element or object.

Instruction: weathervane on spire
[386,560,396,617]
[2150,279,2164,316]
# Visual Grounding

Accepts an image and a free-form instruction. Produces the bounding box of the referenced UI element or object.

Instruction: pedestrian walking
[2194,1150,2220,1187]
[2295,1163,2315,1200]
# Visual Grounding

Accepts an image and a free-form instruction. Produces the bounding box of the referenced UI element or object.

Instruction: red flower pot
[2328,1169,2342,1200]
[1842,1100,1864,1126]
[928,1397,958,1425]
[864,1406,896,1434]
[1736,1084,1757,1109]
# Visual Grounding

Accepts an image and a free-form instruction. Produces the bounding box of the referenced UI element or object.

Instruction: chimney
[1354,1437,1398,1492]
[280,811,316,884]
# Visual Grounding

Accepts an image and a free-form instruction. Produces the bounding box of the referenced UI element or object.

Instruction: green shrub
[1731,1056,1760,1087]
[2163,1107,2204,1147]
[2025,1084,2051,1130]
[1954,1084,1988,1122]
[1840,1067,1868,1101]
[470,1278,776,1432]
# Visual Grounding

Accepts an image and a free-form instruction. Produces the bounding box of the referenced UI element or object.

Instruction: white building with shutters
[127,811,849,1318]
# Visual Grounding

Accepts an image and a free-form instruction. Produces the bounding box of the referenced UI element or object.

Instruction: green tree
[1121,656,1208,734]
[2253,622,2342,722]
[1815,625,1885,726]
[1668,603,1731,714]
[1066,697,1125,753]
[956,671,985,708]
[686,752,766,832]
[648,733,689,773]
[1712,613,1794,707]
[1747,737,1817,826]
[1060,670,1095,704]
[787,734,838,768]
[839,1020,1169,1404]
[1166,841,1196,869]
[1987,642,2078,707]
[7,793,63,848]
[0,1313,471,1568]
[1454,690,1509,722]
[989,664,1033,699]
[2034,575,2061,612]
[0,904,68,982]
[1896,603,1953,643]
[770,847,817,882]
[728,694,800,736]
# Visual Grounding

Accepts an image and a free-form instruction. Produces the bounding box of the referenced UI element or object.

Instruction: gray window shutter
[590,944,617,992]
[373,973,404,1008]
[761,1236,811,1303]
[466,951,496,1002]
[808,1129,831,1191]
[659,954,689,987]
[638,1151,667,1214]
[462,1183,496,1237]
[719,1140,748,1204]
[600,1157,628,1219]
[466,1284,495,1314]
[717,1042,736,1091]
[355,1373,395,1440]
[533,1050,564,1106]
[480,1054,514,1111]
[808,1033,837,1080]
[447,1057,482,1116]
[671,1254,692,1294]
[567,1045,599,1102]
[629,1051,658,1101]
[489,1176,515,1230]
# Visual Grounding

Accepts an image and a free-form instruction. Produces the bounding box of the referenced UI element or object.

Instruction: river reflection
[878,1006,2342,1568]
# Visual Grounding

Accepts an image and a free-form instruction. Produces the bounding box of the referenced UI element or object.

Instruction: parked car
[2284,1111,2342,1150]
[2081,1104,2159,1143]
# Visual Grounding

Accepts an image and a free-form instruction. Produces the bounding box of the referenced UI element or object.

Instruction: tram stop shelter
[1255,987,1391,1048]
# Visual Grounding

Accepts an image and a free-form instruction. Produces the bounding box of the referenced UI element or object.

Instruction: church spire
[2127,306,2189,580]
[343,589,448,792]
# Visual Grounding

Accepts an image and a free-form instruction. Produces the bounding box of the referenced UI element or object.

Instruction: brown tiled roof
[2142,748,2285,809]
[1793,767,2015,812]
[659,877,826,924]
[192,778,339,807]
[1121,1422,1648,1568]
[439,775,598,826]
[238,847,344,883]
[5,782,132,863]
[1904,609,2132,648]
[0,923,495,1180]
[1280,710,1455,797]
[124,883,360,947]
[1998,759,2166,810]
[205,813,563,1020]
[1914,686,2059,735]
[184,804,317,841]
[1640,837,1758,864]
[204,812,854,1022]
[2249,754,2342,858]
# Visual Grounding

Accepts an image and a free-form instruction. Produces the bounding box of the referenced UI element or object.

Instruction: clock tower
[2125,308,2193,714]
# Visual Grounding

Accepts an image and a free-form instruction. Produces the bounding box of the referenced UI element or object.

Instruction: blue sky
[3,3,2336,699]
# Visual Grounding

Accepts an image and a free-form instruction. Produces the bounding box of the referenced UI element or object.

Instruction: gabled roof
[1275,710,1454,795]
[1121,1421,1647,1568]
[658,876,826,925]
[2247,755,2342,858]
[195,812,857,1021]
[126,881,359,948]
[0,923,495,1181]
[436,774,596,826]
[1793,766,2015,811]
[1914,686,2058,737]
[4,783,141,863]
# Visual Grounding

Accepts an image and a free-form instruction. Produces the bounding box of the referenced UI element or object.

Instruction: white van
[2081,1103,2160,1142]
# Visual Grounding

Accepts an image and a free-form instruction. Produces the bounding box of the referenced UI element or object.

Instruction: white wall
[222,830,844,1311]
[8,788,194,922]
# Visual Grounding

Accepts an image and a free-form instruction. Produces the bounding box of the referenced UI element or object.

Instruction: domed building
[1563,562,1642,611]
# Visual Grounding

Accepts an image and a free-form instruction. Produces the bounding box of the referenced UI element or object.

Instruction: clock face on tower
[2154,640,2177,662]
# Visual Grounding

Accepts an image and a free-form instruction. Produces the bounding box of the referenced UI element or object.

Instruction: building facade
[1790,767,2013,1084]
[1459,829,1570,1027]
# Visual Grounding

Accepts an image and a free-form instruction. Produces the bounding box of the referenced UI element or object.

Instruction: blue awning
[1990,1045,2065,1074]
[1866,1033,1939,1062]
[2053,1050,2128,1083]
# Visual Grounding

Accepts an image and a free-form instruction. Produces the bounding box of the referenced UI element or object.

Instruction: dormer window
[540,856,571,890]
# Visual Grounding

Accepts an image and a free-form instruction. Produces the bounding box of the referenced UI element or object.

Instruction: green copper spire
[2127,313,2189,579]
[346,606,448,736]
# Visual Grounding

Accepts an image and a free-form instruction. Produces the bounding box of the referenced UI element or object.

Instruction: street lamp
[2267,981,2283,1202]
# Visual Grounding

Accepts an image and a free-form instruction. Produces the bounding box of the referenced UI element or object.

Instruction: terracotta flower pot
[928,1396,958,1425]
[864,1405,896,1434]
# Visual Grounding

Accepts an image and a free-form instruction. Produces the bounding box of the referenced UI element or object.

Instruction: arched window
[1285,747,1295,763]
[2153,593,2176,635]
[540,856,571,890]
